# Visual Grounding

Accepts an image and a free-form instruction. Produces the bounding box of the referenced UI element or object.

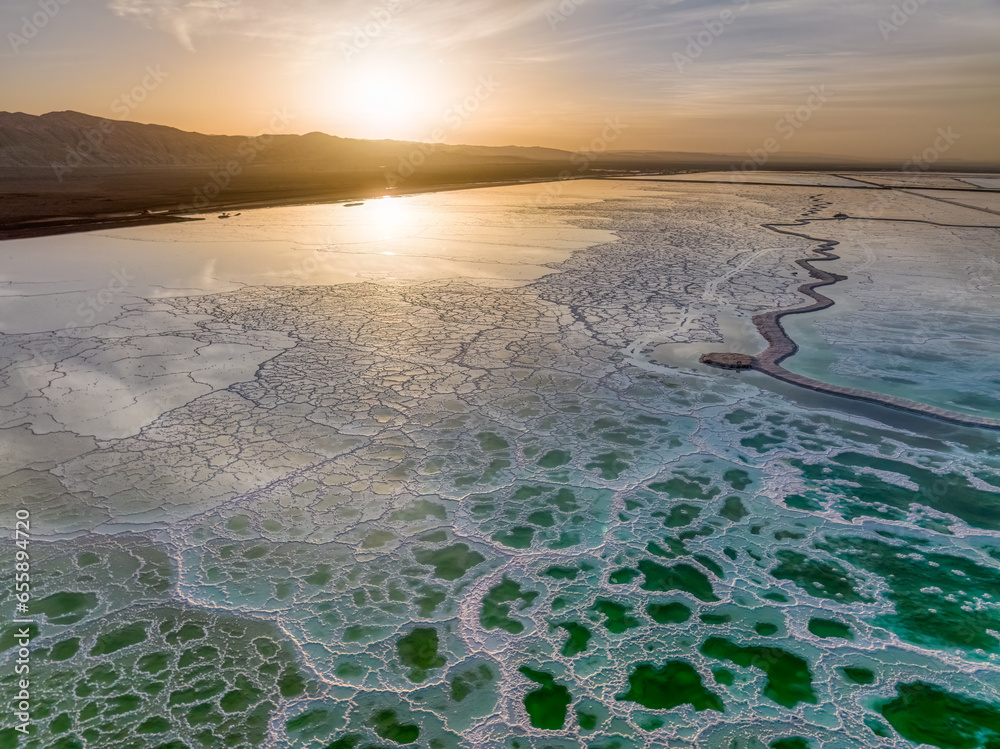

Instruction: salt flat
[625,171,865,187]
[2,175,1000,749]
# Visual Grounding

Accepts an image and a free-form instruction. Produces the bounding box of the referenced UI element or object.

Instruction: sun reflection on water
[364,195,423,244]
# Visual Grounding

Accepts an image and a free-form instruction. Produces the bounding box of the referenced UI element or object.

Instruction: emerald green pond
[2,179,999,748]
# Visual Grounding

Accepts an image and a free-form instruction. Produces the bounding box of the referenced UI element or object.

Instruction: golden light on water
[365,195,421,242]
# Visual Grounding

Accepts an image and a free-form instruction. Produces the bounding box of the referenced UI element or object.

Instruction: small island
[700,352,754,370]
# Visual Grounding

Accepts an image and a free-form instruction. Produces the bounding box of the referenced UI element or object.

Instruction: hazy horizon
[8,108,978,165]
[2,0,998,164]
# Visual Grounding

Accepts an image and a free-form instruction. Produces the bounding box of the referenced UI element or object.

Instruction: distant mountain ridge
[3,110,983,174]
[0,110,768,172]
[0,110,581,171]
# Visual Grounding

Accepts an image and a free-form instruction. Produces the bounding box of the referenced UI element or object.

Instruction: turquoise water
[1,181,999,749]
[782,220,1000,420]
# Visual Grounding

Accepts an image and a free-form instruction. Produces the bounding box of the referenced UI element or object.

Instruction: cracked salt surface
[0,188,611,441]
[2,176,1000,749]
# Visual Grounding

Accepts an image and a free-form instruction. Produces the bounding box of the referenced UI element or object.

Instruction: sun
[345,67,430,139]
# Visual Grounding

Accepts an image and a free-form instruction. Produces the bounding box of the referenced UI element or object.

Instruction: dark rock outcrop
[699,352,753,370]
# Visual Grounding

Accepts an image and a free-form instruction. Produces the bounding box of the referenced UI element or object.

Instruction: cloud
[61,0,1000,157]
[106,0,233,50]
[105,0,552,54]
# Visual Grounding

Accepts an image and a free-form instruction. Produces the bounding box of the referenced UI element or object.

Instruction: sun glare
[366,195,421,241]
[345,68,430,139]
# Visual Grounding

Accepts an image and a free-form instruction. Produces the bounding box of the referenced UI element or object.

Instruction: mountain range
[3,111,990,238]
[0,110,877,172]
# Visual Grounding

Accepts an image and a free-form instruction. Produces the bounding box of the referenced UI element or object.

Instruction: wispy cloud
[105,0,552,53]
[3,0,995,158]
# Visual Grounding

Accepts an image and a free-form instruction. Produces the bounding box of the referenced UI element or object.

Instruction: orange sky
[2,0,998,162]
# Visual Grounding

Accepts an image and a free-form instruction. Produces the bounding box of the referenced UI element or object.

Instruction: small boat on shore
[218,213,232,219]
[344,201,364,207]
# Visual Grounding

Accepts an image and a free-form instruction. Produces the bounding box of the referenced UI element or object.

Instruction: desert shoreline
[748,218,1000,431]
[0,166,597,241]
